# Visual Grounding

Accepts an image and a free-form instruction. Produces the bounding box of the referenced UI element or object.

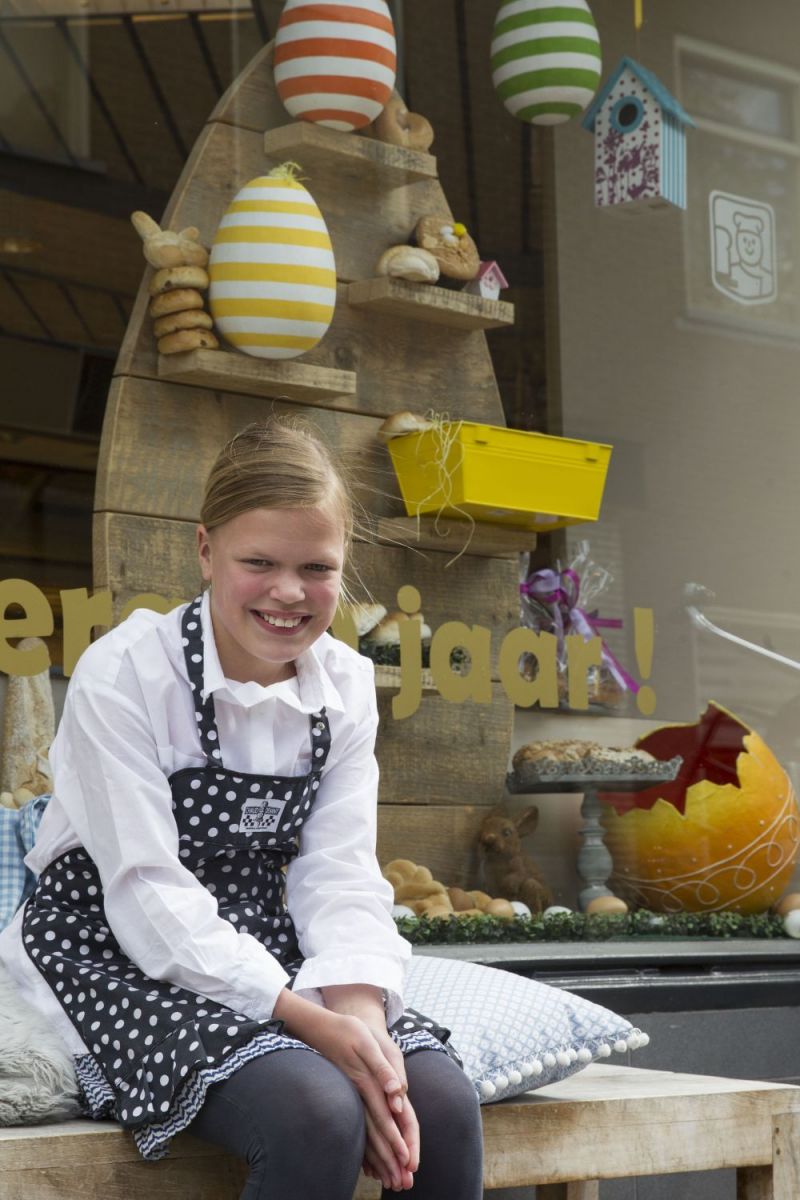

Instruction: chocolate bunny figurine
[477,805,553,915]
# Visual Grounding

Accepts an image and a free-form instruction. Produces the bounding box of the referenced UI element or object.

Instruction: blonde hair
[201,416,355,555]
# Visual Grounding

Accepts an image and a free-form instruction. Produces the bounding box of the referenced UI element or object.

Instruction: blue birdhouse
[582,57,695,211]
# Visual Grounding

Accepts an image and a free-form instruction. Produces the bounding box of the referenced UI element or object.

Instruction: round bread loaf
[152,309,214,338]
[148,288,205,318]
[157,328,219,355]
[149,265,209,296]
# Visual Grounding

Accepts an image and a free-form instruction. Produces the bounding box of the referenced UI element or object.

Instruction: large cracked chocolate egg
[600,702,800,914]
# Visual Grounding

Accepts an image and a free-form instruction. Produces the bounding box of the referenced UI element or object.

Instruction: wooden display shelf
[368,516,536,559]
[263,123,437,187]
[374,664,436,691]
[157,349,356,403]
[348,277,515,330]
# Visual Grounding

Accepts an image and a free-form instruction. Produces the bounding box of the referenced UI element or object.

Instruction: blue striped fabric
[0,794,50,931]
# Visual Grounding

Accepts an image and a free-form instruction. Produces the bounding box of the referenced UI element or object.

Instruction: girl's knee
[407,1052,482,1139]
[299,1062,366,1143]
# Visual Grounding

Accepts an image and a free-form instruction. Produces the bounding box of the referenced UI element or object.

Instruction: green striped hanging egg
[491,0,602,126]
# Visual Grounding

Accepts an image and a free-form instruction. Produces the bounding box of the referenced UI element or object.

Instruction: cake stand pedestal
[506,760,682,912]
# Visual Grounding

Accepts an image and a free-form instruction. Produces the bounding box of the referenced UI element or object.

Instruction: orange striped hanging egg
[208,167,336,360]
[274,0,396,131]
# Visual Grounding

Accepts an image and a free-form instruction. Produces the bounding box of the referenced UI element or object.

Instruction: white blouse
[0,591,410,1058]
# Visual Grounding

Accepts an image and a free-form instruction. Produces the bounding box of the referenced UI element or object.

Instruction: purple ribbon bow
[520,567,639,694]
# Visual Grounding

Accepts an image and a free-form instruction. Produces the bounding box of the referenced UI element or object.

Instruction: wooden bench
[1,1064,798,1198]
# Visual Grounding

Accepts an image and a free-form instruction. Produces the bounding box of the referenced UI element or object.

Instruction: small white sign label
[709,191,776,306]
[240,795,287,834]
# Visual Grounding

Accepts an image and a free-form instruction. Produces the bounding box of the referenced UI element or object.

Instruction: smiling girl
[0,417,482,1198]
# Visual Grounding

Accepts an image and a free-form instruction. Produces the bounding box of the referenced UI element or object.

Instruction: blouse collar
[197,589,345,713]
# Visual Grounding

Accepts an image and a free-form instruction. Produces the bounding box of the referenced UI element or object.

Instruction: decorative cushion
[404,954,648,1103]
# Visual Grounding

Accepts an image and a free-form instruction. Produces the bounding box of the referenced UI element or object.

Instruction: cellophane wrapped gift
[519,542,638,712]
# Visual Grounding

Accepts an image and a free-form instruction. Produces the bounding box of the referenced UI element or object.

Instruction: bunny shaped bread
[130,211,218,355]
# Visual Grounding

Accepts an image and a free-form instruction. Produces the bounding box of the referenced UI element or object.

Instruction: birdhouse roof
[582,56,696,132]
[477,260,509,288]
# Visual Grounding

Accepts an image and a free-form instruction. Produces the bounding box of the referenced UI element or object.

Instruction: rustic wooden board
[479,1069,800,1189]
[96,378,535,550]
[93,514,520,660]
[157,349,357,403]
[373,516,535,559]
[119,278,504,427]
[0,1159,245,1200]
[95,378,398,521]
[374,665,435,691]
[264,123,437,187]
[348,277,515,330]
[92,514,199,616]
[209,37,277,134]
[351,541,518,663]
[376,686,512,809]
[773,1111,800,1200]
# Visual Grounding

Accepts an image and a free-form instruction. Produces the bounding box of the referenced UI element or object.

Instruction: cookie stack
[148,264,218,356]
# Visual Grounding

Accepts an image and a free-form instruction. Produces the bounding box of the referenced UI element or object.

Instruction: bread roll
[377,411,435,443]
[350,602,387,637]
[362,611,431,646]
[376,245,440,283]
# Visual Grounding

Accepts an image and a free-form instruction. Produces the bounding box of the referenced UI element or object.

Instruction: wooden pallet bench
[1,1063,798,1198]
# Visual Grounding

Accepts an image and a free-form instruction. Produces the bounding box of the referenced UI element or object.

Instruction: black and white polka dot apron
[22,595,458,1161]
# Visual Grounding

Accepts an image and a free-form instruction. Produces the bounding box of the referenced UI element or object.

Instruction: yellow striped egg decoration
[491,0,602,126]
[274,0,396,131]
[208,170,336,360]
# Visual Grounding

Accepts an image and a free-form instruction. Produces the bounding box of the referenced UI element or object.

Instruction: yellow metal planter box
[388,422,612,532]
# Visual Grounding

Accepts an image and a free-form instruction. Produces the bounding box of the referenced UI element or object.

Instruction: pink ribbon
[520,568,640,694]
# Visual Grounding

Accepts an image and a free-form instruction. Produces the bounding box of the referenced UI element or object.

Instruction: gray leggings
[185,1047,483,1199]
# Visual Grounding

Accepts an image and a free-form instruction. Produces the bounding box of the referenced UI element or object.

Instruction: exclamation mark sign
[634,607,656,715]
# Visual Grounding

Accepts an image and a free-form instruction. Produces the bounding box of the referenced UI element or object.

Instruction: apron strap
[308,708,332,777]
[181,594,223,767]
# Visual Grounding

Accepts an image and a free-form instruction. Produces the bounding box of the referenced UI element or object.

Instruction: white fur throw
[0,961,82,1124]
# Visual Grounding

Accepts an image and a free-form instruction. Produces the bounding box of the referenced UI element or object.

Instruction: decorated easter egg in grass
[491,0,602,126]
[601,702,800,914]
[274,0,396,131]
[208,164,335,360]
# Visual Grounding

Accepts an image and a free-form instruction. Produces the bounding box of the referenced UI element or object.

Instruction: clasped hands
[274,983,418,1191]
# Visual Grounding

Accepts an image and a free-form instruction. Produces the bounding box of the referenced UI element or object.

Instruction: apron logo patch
[240,796,287,834]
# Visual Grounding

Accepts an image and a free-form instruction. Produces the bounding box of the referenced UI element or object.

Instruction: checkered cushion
[404,954,649,1103]
[0,795,50,932]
